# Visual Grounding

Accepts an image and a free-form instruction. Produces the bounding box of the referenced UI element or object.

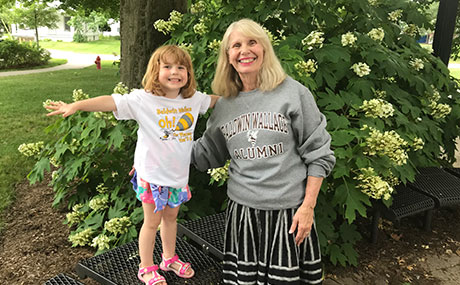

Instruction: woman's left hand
[289,203,315,246]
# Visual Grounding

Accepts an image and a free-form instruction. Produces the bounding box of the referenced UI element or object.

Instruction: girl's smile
[158,59,188,98]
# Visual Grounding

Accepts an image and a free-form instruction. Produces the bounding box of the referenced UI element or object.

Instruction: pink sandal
[159,253,194,278]
[138,264,166,285]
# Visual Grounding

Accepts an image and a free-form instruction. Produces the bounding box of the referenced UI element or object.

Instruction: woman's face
[227,31,264,82]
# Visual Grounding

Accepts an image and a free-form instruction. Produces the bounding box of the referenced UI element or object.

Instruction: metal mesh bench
[371,184,435,243]
[178,212,225,261]
[444,167,460,178]
[75,234,222,284]
[408,167,460,207]
[45,273,84,285]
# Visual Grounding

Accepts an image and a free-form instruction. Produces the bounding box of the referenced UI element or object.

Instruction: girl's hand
[46,101,77,117]
[289,203,315,246]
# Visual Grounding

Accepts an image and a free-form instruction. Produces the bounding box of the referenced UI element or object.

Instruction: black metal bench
[408,167,460,207]
[75,234,222,284]
[371,184,435,243]
[371,167,460,243]
[177,212,225,261]
[45,273,85,285]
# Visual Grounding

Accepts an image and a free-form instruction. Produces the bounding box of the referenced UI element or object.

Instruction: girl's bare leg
[160,205,193,276]
[138,202,166,284]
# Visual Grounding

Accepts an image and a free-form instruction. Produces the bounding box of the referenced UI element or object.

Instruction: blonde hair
[142,45,197,98]
[212,19,286,97]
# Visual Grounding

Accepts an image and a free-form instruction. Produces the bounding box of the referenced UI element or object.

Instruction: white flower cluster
[367,28,385,42]
[96,183,109,194]
[50,156,60,167]
[89,196,109,211]
[427,86,441,102]
[153,10,183,35]
[403,24,418,37]
[105,216,132,235]
[91,234,110,251]
[67,138,80,154]
[360,99,394,118]
[362,125,409,166]
[193,17,209,36]
[69,228,94,247]
[113,82,129,95]
[178,43,193,55]
[51,170,59,181]
[302,31,324,50]
[207,39,221,52]
[262,27,282,46]
[429,101,452,119]
[388,9,403,22]
[43,99,54,112]
[412,137,424,151]
[18,141,44,158]
[368,0,379,6]
[341,32,357,47]
[355,167,394,200]
[208,160,230,184]
[425,86,452,119]
[295,59,318,77]
[94,111,114,120]
[374,89,387,99]
[66,204,85,225]
[409,58,424,71]
[72,89,89,102]
[190,0,206,14]
[351,62,371,77]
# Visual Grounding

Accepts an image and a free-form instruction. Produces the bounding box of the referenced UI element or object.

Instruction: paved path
[0,49,118,77]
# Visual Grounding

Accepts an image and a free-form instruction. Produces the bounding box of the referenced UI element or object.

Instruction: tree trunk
[119,0,187,88]
[34,8,39,48]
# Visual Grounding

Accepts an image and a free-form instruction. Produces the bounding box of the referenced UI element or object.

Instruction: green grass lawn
[0,62,120,230]
[40,37,120,55]
[0,58,67,73]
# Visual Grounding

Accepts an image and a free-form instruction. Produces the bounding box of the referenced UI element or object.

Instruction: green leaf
[325,111,350,130]
[329,244,347,266]
[330,130,355,146]
[27,157,50,184]
[317,93,345,111]
[345,189,370,222]
[314,45,350,64]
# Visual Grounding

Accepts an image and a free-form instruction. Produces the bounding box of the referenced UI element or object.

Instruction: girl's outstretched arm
[209,95,220,108]
[46,95,117,117]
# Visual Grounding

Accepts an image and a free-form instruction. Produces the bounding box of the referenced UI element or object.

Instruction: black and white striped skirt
[223,200,323,285]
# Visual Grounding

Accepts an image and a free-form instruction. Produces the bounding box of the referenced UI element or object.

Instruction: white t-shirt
[112,89,211,188]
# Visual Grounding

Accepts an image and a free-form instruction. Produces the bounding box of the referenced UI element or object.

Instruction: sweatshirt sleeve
[291,85,335,178]
[191,104,230,171]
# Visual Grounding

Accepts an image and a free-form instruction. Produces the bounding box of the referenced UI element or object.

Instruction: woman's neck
[240,74,259,92]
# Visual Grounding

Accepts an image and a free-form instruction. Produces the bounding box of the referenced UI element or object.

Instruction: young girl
[46,45,219,285]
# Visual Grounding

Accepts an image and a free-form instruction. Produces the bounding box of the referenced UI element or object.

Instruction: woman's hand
[289,203,315,246]
[46,101,77,117]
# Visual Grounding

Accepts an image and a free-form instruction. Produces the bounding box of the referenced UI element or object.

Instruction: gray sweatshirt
[192,77,335,210]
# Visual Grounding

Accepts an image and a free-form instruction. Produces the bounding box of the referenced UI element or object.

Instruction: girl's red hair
[142,45,196,98]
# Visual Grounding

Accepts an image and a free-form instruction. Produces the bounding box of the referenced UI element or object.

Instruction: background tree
[9,0,59,48]
[67,10,108,42]
[119,0,186,88]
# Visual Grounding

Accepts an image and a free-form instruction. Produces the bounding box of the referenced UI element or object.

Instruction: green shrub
[0,39,50,69]
[27,0,460,263]
[157,0,460,266]
[28,86,226,253]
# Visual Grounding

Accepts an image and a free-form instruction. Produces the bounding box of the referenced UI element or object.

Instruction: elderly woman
[192,19,335,284]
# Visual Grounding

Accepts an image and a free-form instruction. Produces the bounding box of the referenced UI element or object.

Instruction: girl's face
[227,30,264,83]
[158,58,188,98]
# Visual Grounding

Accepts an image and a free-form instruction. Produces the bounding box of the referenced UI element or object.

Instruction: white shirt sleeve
[112,90,141,120]
[196,91,211,115]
